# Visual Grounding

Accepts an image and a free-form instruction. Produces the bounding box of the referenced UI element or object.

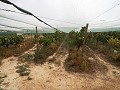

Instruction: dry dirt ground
[0,44,120,90]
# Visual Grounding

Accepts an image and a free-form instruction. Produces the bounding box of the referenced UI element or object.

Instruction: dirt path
[95,54,120,78]
[0,44,37,89]
[0,45,120,90]
[86,46,120,79]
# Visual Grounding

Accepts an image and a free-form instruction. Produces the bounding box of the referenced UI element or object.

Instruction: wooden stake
[35,26,39,63]
[31,30,32,40]
[82,24,89,56]
[36,26,39,50]
[83,24,89,45]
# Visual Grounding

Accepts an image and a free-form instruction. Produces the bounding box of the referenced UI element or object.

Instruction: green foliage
[86,36,97,45]
[34,31,65,63]
[108,37,120,48]
[34,49,46,63]
[0,35,24,48]
[16,64,30,76]
[34,42,58,63]
[19,71,30,76]
[39,37,52,46]
[87,31,120,46]
[68,30,83,50]
[0,31,16,36]
[95,33,110,44]
[41,31,65,44]
[53,31,65,42]
[110,53,120,61]
[107,31,120,39]
[87,31,120,67]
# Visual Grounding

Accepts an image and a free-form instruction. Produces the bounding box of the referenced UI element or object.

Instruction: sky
[0,0,120,32]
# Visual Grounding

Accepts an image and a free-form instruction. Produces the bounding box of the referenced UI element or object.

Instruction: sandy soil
[0,44,120,90]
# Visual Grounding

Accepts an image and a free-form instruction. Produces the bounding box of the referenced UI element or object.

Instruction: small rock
[88,57,94,61]
[114,50,118,54]
[47,56,56,62]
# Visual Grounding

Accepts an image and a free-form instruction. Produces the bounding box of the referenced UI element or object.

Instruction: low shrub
[19,71,30,76]
[110,53,120,62]
[116,54,120,61]
[108,37,120,48]
[64,48,90,72]
[34,43,58,63]
[50,43,58,50]
[34,47,47,63]
[39,37,52,46]
[16,64,30,76]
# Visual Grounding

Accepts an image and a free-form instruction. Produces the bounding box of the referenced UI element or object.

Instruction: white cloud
[0,0,120,31]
